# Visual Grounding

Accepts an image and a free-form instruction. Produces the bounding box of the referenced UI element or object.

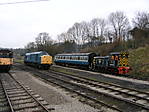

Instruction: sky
[0,0,149,48]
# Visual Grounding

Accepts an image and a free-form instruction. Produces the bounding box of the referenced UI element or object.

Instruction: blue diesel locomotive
[24,51,52,69]
[92,52,130,74]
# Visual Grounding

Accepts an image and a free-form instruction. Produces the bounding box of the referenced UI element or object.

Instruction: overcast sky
[0,0,149,48]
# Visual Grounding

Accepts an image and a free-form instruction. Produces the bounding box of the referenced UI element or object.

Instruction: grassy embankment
[129,45,149,80]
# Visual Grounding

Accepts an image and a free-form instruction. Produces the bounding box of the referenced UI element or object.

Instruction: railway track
[49,70,149,109]
[15,63,149,111]
[0,73,53,112]
[18,65,148,112]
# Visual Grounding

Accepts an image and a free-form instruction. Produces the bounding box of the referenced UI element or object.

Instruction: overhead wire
[0,0,50,5]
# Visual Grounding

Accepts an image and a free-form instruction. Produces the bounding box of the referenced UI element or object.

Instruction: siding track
[0,73,54,112]
[16,64,149,112]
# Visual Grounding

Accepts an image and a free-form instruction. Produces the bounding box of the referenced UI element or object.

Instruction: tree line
[25,11,149,56]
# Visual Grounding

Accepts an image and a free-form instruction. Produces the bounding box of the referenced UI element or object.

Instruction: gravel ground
[10,68,100,112]
[51,65,149,91]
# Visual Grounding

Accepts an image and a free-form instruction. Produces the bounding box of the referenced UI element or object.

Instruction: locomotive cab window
[95,58,102,65]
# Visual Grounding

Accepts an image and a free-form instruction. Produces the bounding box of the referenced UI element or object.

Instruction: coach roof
[55,53,96,56]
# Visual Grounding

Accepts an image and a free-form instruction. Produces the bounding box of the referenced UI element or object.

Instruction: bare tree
[90,18,107,44]
[108,11,130,42]
[78,21,90,44]
[69,23,82,44]
[25,42,37,52]
[90,18,99,37]
[132,11,149,29]
[57,33,72,42]
[35,32,53,51]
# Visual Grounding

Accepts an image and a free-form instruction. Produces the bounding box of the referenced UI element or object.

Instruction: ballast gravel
[10,69,100,112]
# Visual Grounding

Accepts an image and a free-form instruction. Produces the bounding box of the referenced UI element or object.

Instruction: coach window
[76,56,77,60]
[76,56,78,60]
[80,56,82,60]
[83,56,85,60]
[71,56,74,60]
[84,56,87,60]
[81,56,83,60]
[78,56,80,60]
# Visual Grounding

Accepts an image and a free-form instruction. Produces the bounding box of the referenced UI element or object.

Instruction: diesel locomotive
[91,52,130,74]
[54,52,130,75]
[0,49,13,72]
[24,51,52,69]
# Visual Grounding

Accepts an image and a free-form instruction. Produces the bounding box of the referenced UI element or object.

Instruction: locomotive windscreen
[0,50,13,58]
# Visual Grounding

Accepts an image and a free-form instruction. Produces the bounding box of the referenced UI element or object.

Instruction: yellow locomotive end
[0,49,13,72]
[41,55,52,65]
[0,58,13,65]
[118,52,130,74]
[119,52,129,67]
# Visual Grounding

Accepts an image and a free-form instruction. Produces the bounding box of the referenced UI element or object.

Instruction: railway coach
[54,53,96,69]
[0,49,13,72]
[24,51,52,69]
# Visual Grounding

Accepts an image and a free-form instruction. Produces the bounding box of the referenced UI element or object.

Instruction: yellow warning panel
[0,58,13,65]
[41,55,52,64]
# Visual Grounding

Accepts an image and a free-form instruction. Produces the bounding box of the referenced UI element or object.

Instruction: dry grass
[129,45,149,80]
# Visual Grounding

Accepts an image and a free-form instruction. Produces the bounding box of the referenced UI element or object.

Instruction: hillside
[129,45,149,80]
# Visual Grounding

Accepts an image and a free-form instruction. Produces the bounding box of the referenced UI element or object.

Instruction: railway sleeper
[10,96,32,102]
